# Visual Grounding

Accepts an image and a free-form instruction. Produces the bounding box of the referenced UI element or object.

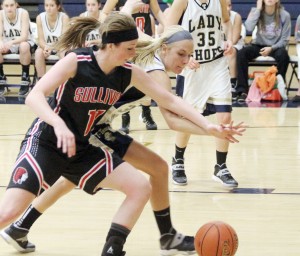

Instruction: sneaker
[237,93,247,102]
[0,225,35,253]
[140,108,157,130]
[119,112,130,134]
[171,157,187,185]
[212,163,238,188]
[292,95,300,102]
[160,230,195,256]
[19,76,31,96]
[232,92,239,101]
[0,75,7,96]
[101,236,126,256]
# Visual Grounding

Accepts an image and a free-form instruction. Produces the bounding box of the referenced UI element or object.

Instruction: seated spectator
[0,0,37,96]
[226,0,245,100]
[235,0,291,102]
[292,14,300,102]
[79,0,102,47]
[35,0,69,81]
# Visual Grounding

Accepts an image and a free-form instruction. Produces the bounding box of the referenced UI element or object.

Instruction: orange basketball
[194,221,238,256]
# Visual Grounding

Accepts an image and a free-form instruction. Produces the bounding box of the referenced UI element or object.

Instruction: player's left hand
[187,57,200,70]
[208,121,247,143]
[223,40,233,56]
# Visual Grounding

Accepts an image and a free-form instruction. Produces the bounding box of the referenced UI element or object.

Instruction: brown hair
[54,12,136,52]
[54,17,100,51]
[259,0,282,30]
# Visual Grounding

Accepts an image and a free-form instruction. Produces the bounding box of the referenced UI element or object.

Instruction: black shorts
[7,136,124,196]
[91,123,133,158]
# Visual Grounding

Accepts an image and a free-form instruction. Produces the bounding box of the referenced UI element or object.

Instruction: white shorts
[178,56,232,115]
[297,44,300,79]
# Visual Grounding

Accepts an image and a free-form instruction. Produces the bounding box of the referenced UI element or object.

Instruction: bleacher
[21,0,299,34]
[5,0,300,94]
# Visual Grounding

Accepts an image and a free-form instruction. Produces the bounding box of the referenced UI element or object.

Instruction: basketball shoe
[160,229,195,256]
[139,107,157,130]
[0,75,7,96]
[171,157,187,185]
[0,224,35,253]
[19,76,31,96]
[101,236,126,256]
[119,112,130,134]
[212,163,238,187]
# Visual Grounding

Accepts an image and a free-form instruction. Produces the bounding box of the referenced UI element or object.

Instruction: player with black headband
[0,12,246,256]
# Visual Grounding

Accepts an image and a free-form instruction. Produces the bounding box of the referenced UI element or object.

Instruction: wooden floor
[0,103,300,256]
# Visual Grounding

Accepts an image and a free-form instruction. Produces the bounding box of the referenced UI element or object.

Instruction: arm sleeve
[271,12,291,50]
[245,7,261,32]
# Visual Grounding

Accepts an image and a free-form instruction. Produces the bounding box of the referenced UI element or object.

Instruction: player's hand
[208,121,247,143]
[257,0,263,10]
[187,57,200,70]
[53,120,76,157]
[223,40,233,56]
[121,0,145,15]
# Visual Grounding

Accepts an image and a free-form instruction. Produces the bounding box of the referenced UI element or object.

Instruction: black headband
[102,28,139,44]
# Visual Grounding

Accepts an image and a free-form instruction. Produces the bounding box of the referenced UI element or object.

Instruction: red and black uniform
[117,0,153,36]
[7,47,132,195]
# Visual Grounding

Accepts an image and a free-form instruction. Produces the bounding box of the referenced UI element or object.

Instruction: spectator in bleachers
[234,0,291,102]
[226,0,245,100]
[101,0,165,133]
[35,0,69,81]
[292,14,300,102]
[0,0,37,96]
[79,0,102,47]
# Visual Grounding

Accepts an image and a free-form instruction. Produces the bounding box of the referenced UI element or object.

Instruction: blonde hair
[134,25,192,66]
[259,0,282,30]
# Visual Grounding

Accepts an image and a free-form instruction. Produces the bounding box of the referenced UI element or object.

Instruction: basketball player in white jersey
[35,0,69,81]
[79,0,102,47]
[0,0,36,96]
[166,0,239,187]
[102,0,165,133]
[226,0,244,99]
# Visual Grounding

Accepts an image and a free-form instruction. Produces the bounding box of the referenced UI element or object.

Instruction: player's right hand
[53,120,76,157]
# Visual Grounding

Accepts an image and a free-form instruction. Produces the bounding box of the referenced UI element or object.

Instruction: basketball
[194,221,238,256]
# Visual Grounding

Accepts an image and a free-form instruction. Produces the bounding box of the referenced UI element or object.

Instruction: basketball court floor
[0,96,300,255]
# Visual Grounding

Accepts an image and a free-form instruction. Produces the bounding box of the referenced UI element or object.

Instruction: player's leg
[18,42,32,96]
[1,177,76,252]
[96,161,151,256]
[171,132,191,186]
[212,111,238,187]
[0,189,35,230]
[34,47,47,79]
[210,59,238,188]
[140,102,157,130]
[124,140,195,255]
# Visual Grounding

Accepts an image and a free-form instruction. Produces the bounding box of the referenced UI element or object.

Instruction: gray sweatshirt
[296,15,300,42]
[245,7,291,50]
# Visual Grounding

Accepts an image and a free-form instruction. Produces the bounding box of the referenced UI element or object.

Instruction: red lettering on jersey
[74,87,121,105]
[85,109,106,136]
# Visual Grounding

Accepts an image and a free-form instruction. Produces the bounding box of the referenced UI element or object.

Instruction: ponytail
[54,17,101,52]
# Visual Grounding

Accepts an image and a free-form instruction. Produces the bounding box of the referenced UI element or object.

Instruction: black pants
[236,44,290,94]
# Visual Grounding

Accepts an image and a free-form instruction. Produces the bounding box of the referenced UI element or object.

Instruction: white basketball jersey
[83,11,101,43]
[40,12,66,46]
[1,8,31,43]
[180,0,224,63]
